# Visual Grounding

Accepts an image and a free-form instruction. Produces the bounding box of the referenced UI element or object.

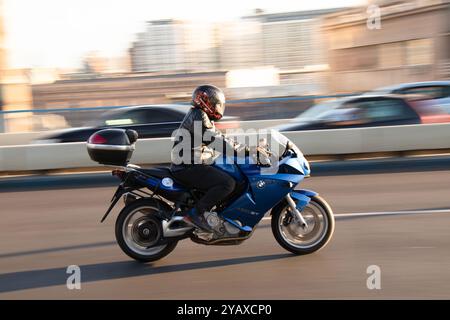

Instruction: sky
[3,0,367,69]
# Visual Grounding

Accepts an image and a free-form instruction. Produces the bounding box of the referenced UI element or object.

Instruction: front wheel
[271,195,335,255]
[115,199,178,262]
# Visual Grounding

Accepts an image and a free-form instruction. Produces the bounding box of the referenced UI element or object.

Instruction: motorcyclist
[170,84,249,232]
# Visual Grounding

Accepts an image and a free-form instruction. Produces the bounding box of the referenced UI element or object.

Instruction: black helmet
[191,85,226,121]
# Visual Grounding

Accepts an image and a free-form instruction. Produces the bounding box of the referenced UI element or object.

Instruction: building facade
[219,9,344,72]
[130,19,219,73]
[0,0,37,132]
[130,20,186,72]
[131,9,343,75]
[32,71,227,110]
[218,18,263,70]
[218,8,343,93]
[252,9,341,71]
[323,0,450,93]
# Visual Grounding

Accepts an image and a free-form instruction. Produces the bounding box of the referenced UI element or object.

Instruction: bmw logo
[256,180,266,189]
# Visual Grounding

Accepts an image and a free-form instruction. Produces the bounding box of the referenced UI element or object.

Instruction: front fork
[285,194,308,230]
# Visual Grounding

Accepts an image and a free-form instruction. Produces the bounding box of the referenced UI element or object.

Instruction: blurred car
[273,94,450,132]
[369,81,450,114]
[34,104,239,143]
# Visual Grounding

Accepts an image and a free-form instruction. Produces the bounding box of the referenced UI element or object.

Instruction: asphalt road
[1,170,450,299]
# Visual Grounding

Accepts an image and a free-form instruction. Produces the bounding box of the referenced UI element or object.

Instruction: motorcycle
[86,128,335,262]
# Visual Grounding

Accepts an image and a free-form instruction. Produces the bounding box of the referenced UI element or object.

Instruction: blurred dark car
[34,104,239,143]
[273,94,450,132]
[369,81,450,114]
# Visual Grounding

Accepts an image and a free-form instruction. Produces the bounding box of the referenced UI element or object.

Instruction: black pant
[171,165,236,213]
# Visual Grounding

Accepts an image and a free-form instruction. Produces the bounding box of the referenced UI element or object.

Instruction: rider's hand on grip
[249,145,272,167]
[256,146,272,167]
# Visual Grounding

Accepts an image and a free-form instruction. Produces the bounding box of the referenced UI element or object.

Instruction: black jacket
[171,107,245,169]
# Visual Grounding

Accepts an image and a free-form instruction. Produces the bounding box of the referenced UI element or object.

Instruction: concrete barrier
[1,123,450,172]
[0,132,45,146]
[0,119,289,146]
[283,123,450,155]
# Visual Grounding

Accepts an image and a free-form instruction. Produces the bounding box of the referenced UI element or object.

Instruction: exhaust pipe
[162,216,194,237]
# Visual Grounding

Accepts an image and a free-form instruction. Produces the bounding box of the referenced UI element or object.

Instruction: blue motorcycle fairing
[214,155,260,178]
[214,155,306,182]
[215,162,304,185]
[219,176,294,227]
[223,217,253,232]
[289,189,318,211]
[136,153,314,229]
[213,156,307,227]
[295,189,318,197]
[279,156,310,177]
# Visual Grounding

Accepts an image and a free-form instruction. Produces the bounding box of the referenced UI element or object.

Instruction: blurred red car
[404,94,450,124]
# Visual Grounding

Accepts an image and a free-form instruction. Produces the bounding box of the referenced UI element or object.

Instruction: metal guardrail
[1,123,450,172]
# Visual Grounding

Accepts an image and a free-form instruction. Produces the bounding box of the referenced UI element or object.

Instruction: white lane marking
[334,209,450,218]
[261,208,450,221]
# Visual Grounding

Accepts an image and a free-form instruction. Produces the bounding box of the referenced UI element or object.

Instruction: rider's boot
[182,208,214,232]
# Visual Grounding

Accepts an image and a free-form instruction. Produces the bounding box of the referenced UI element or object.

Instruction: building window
[405,38,433,66]
[379,42,403,69]
[334,45,378,71]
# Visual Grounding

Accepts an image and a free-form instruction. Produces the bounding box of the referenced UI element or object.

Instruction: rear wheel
[271,195,334,255]
[115,199,178,262]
